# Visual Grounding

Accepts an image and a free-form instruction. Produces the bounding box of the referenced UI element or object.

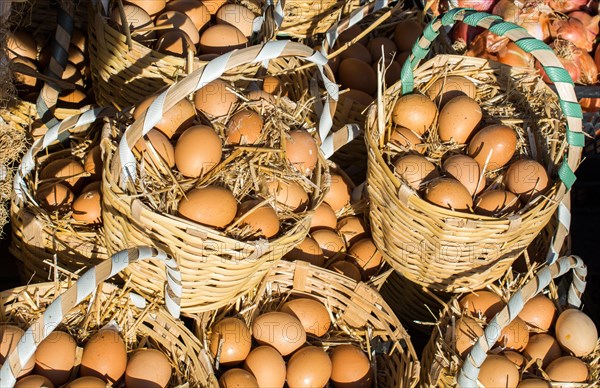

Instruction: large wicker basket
[421,255,598,387]
[101,41,352,313]
[196,259,421,387]
[0,246,217,387]
[365,8,583,292]
[10,107,115,282]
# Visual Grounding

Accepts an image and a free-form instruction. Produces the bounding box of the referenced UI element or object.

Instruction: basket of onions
[0,246,217,387]
[364,8,583,292]
[421,254,599,387]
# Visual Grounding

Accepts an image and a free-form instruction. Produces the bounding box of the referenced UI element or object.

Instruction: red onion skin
[536,58,581,84]
[580,98,600,113]
[451,22,485,46]
[595,45,600,70]
[452,0,498,12]
[553,17,594,52]
[549,0,587,13]
[568,11,600,39]
[575,50,599,84]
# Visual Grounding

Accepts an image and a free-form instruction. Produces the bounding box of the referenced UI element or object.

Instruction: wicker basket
[10,107,115,283]
[0,246,218,387]
[364,8,583,292]
[421,255,598,387]
[195,259,421,387]
[101,41,353,313]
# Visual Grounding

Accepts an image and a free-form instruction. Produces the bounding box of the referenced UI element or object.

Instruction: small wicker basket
[365,8,583,292]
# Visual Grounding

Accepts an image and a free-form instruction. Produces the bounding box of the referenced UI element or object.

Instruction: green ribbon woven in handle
[398,7,582,191]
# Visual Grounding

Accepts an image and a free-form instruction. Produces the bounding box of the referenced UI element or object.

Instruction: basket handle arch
[0,246,183,386]
[457,255,588,387]
[112,40,358,188]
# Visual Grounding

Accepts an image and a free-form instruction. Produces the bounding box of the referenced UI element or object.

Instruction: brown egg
[202,0,227,14]
[134,129,175,168]
[474,190,520,217]
[68,45,86,68]
[62,64,83,86]
[389,127,425,154]
[57,89,87,106]
[209,317,251,366]
[348,238,382,277]
[504,159,550,201]
[367,37,397,63]
[81,181,101,195]
[394,19,423,51]
[63,377,107,388]
[178,186,237,228]
[339,43,372,64]
[555,309,598,357]
[337,216,368,246]
[14,375,54,388]
[34,331,77,386]
[219,369,258,388]
[340,89,373,107]
[237,200,280,239]
[455,317,484,358]
[517,379,551,388]
[194,79,238,118]
[175,125,222,177]
[7,31,37,60]
[165,0,210,29]
[426,75,477,107]
[442,154,484,196]
[287,346,332,388]
[199,25,248,55]
[338,58,377,95]
[111,5,155,43]
[80,329,127,383]
[225,109,263,145]
[84,145,103,179]
[329,260,362,282]
[284,237,325,266]
[125,349,172,388]
[546,356,589,382]
[523,334,562,368]
[154,30,191,57]
[12,57,38,90]
[458,290,504,321]
[134,96,196,139]
[425,178,473,212]
[503,351,526,370]
[71,29,86,53]
[393,154,439,191]
[72,190,102,224]
[376,59,402,88]
[310,203,337,231]
[312,229,345,258]
[155,11,200,45]
[281,298,331,338]
[243,346,286,388]
[125,0,166,16]
[395,52,409,68]
[37,183,74,212]
[324,174,351,212]
[391,94,437,135]
[338,25,369,46]
[478,355,520,388]
[216,4,256,37]
[0,325,35,377]
[252,312,306,356]
[265,179,308,212]
[330,344,372,387]
[438,96,482,144]
[285,130,319,176]
[262,76,288,97]
[517,294,556,331]
[467,124,517,171]
[497,317,529,351]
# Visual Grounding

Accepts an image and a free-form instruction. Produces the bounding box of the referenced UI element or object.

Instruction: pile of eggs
[284,174,383,282]
[131,77,319,240]
[387,75,550,217]
[453,291,598,387]
[1,325,173,388]
[111,0,257,59]
[7,28,91,108]
[327,19,423,108]
[207,297,373,387]
[36,144,103,225]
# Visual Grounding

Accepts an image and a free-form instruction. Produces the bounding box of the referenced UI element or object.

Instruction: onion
[451,22,485,46]
[492,0,519,22]
[575,50,599,85]
[449,0,498,12]
[580,98,600,113]
[497,42,534,67]
[549,0,587,12]
[536,58,581,84]
[595,45,600,69]
[553,17,594,51]
[568,11,600,39]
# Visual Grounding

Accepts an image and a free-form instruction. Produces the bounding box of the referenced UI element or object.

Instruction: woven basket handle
[400,8,583,197]
[456,255,587,387]
[13,106,116,206]
[0,246,182,386]
[113,40,356,188]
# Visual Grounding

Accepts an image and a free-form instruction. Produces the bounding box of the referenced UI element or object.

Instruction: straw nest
[195,259,421,387]
[1,281,217,387]
[0,119,28,235]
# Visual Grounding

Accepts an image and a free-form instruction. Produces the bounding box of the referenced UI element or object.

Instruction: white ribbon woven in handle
[0,246,182,386]
[456,255,587,388]
[118,41,341,186]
